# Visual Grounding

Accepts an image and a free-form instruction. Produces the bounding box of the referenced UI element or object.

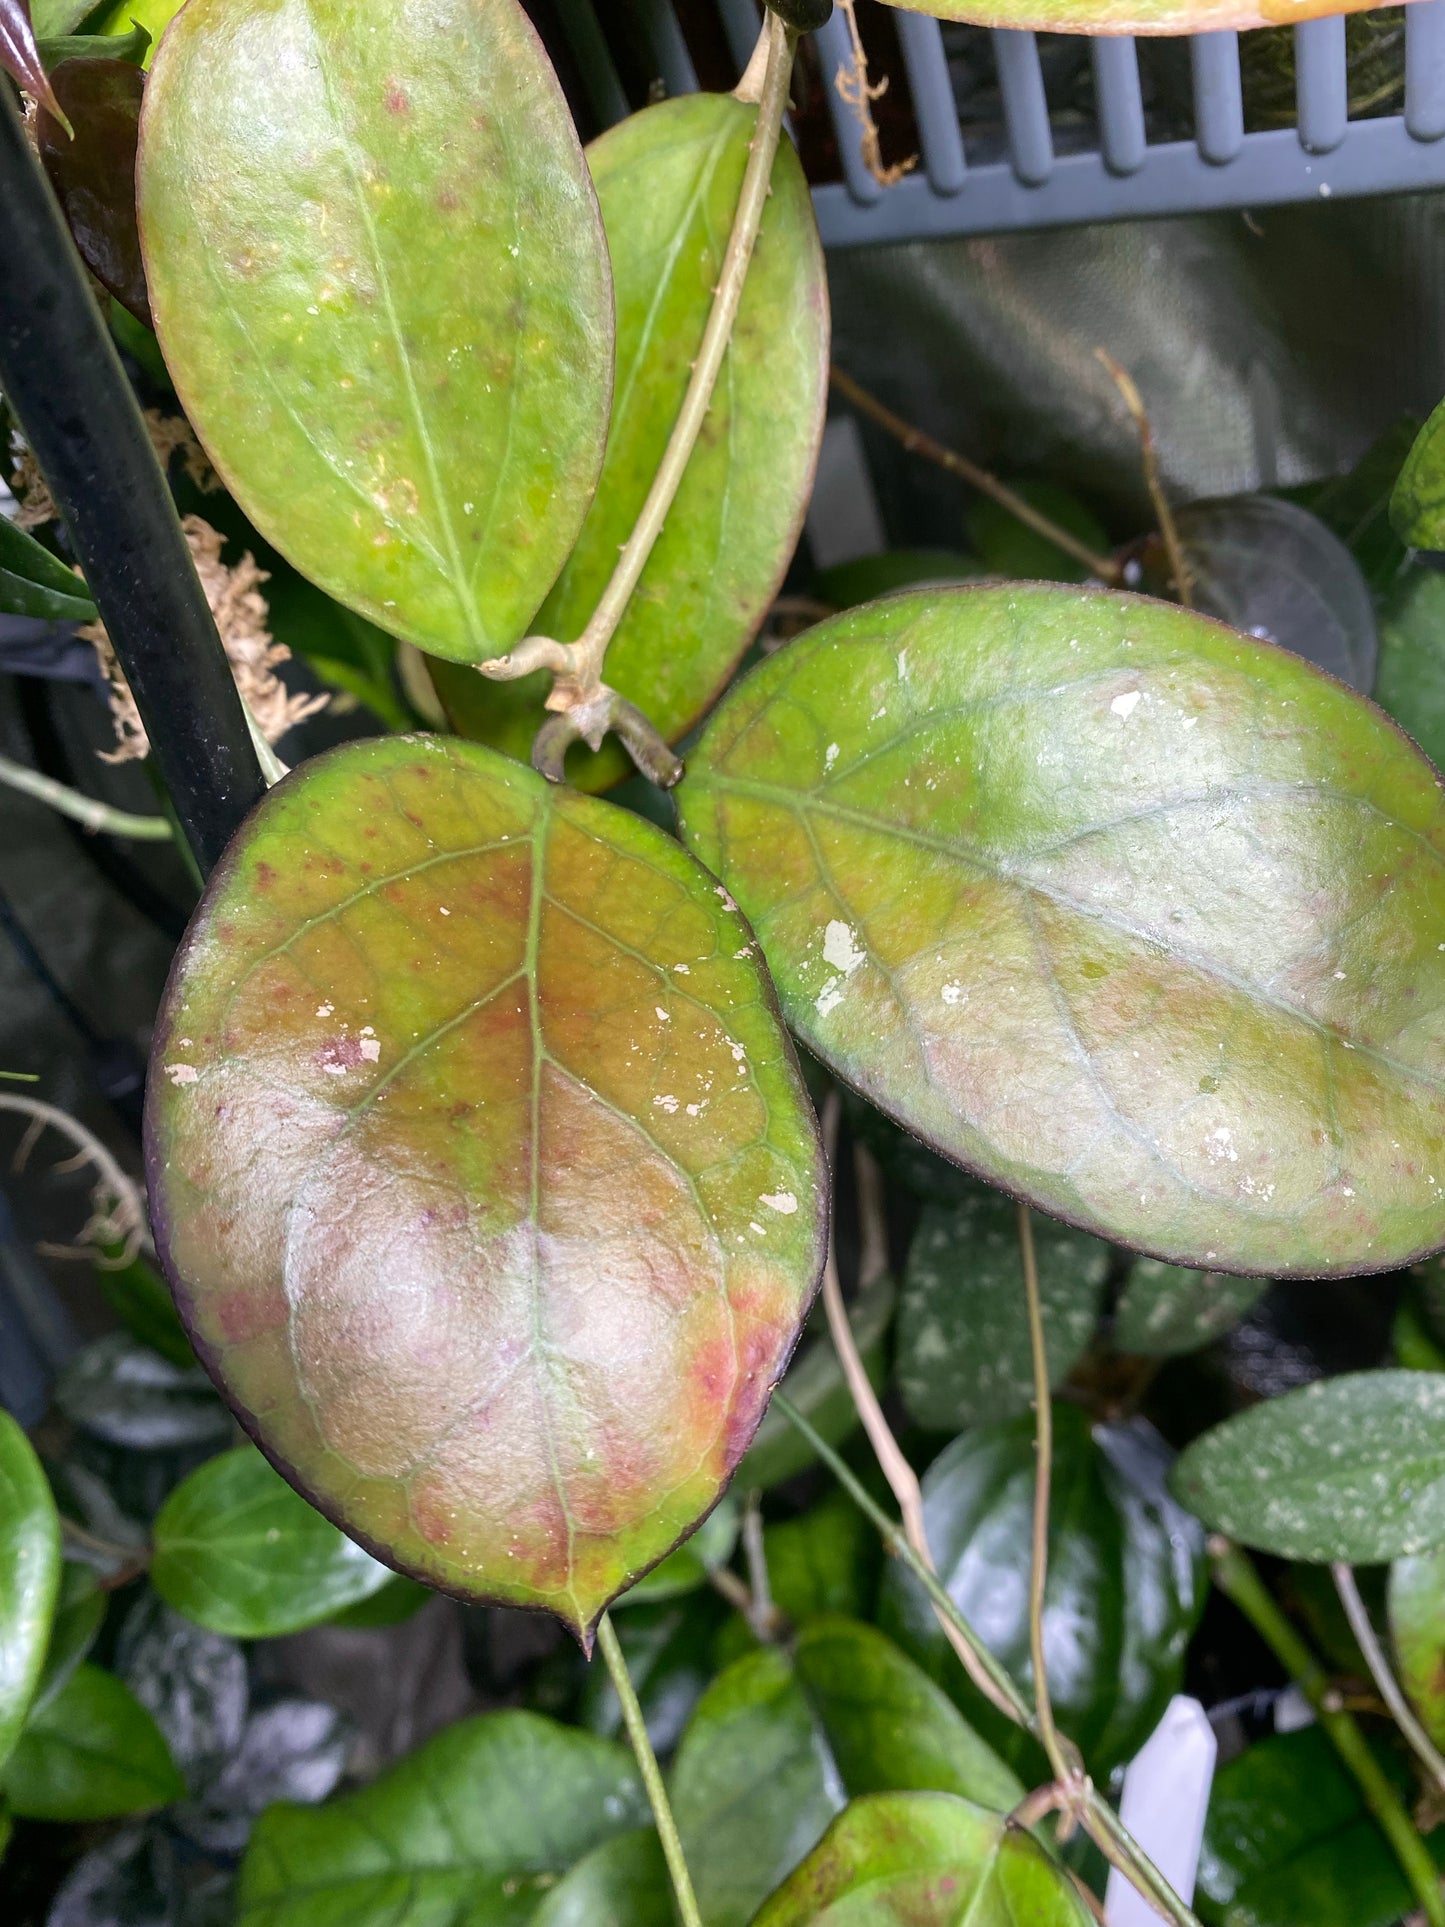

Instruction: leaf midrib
[700,772,1445,1100]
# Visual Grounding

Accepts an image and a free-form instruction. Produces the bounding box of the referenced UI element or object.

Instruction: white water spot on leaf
[360,1036,381,1063]
[164,1063,199,1085]
[1206,1126,1238,1163]
[1111,690,1142,719]
[316,1002,334,1018]
[653,1094,679,1114]
[655,1007,671,1022]
[941,981,965,1006]
[823,920,865,975]
[816,977,844,1017]
[715,885,737,912]
[760,1191,798,1215]
[824,742,840,771]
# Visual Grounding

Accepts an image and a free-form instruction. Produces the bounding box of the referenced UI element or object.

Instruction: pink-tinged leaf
[145,736,825,1643]
[1,0,65,124]
[38,59,148,324]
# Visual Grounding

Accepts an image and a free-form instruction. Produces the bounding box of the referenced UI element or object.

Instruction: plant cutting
[4,0,1445,1923]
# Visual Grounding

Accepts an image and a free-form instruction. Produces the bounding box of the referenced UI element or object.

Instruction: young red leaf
[37,58,148,323]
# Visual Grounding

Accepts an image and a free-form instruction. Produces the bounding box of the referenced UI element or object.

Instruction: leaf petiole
[596,1611,704,1927]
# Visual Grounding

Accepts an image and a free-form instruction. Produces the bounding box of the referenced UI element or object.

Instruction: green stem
[0,750,173,840]
[596,1611,703,1927]
[1212,1542,1445,1927]
[1018,1202,1071,1789]
[774,1390,1203,1927]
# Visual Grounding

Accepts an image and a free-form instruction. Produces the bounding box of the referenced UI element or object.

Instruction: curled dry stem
[1333,1561,1445,1800]
[0,1093,148,1262]
[1096,350,1192,607]
[833,0,917,189]
[479,13,796,788]
[829,367,1122,585]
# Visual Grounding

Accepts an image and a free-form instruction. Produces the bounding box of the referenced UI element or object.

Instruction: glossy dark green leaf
[672,1619,1022,1927]
[1286,416,1417,598]
[1393,1292,1445,1372]
[326,1573,432,1629]
[1388,1547,1445,1746]
[38,58,149,324]
[739,1266,894,1488]
[96,1251,194,1369]
[1375,566,1445,774]
[619,1496,738,1607]
[1175,496,1377,694]
[679,583,1445,1276]
[32,1563,105,1717]
[897,1193,1108,1430]
[55,1334,229,1451]
[1195,1726,1437,1927]
[1,1664,183,1820]
[1393,399,1445,551]
[147,736,824,1639]
[531,1829,672,1927]
[765,1491,878,1626]
[0,1410,61,1772]
[237,1710,647,1927]
[966,481,1108,584]
[114,1593,247,1794]
[1174,1370,1445,1563]
[151,1447,396,1638]
[1114,1258,1268,1358]
[818,551,981,610]
[753,1790,1091,1927]
[137,0,613,665]
[431,87,827,787]
[582,1594,727,1756]
[0,516,96,623]
[880,1406,1204,1777]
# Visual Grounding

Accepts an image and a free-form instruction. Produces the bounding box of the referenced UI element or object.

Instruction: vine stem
[596,1611,704,1927]
[480,12,795,775]
[815,1096,1019,1722]
[828,367,1121,585]
[0,750,173,841]
[1333,1562,1445,1798]
[774,1391,1203,1927]
[1212,1541,1445,1927]
[1096,350,1192,608]
[1019,1201,1072,1791]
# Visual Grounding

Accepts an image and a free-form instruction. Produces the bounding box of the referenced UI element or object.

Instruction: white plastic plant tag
[1104,1695,1218,1926]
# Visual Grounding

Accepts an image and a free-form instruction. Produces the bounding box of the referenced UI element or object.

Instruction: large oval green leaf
[0,1662,183,1821]
[152,1445,396,1637]
[145,735,823,1640]
[0,1410,61,1772]
[431,87,828,787]
[1173,1370,1445,1563]
[678,582,1445,1276]
[897,1190,1108,1431]
[752,1790,1091,1927]
[531,1829,671,1927]
[880,1406,1204,1778]
[671,1619,1022,1927]
[238,1710,647,1927]
[1392,401,1445,553]
[137,0,612,664]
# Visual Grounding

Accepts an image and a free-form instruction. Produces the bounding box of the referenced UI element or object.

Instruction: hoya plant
[5,0,1445,1924]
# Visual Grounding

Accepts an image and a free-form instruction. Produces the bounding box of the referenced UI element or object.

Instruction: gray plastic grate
[560,0,1445,245]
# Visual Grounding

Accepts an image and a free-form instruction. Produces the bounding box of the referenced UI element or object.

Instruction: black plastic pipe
[0,84,264,876]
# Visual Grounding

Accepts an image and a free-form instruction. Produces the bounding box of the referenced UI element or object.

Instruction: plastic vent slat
[716,0,761,75]
[1092,36,1147,175]
[993,30,1054,185]
[1190,31,1244,165]
[1295,15,1348,155]
[553,0,629,129]
[1407,0,1445,142]
[814,10,885,204]
[633,0,699,98]
[897,14,968,194]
